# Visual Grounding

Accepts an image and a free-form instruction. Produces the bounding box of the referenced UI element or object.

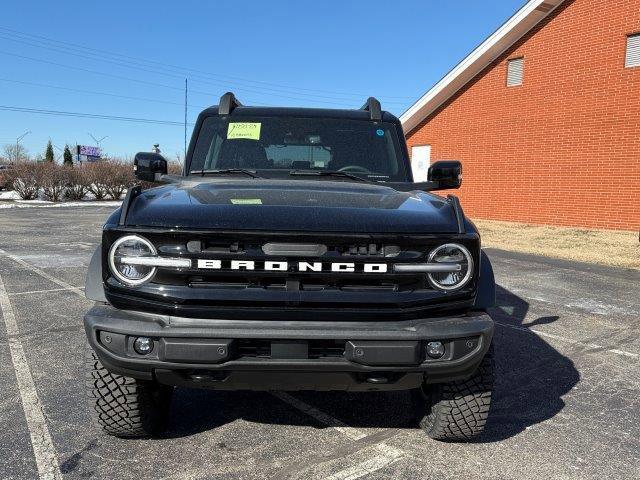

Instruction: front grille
[154,236,430,292]
[173,239,399,258]
[103,229,480,318]
[151,235,429,292]
[176,274,409,292]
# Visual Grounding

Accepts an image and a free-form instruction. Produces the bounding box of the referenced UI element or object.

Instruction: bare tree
[37,162,67,201]
[2,144,29,163]
[84,161,111,200]
[4,162,39,199]
[64,165,89,200]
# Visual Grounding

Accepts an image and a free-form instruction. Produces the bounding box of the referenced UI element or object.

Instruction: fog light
[134,337,154,355]
[426,341,445,359]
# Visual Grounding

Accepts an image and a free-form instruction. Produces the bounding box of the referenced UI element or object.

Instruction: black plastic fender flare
[474,250,496,310]
[85,245,107,303]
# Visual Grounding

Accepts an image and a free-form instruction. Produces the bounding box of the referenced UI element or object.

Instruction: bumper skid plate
[85,305,494,391]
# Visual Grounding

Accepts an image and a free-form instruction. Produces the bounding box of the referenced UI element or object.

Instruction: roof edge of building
[400,0,565,134]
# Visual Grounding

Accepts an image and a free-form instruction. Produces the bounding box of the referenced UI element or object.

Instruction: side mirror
[427,160,462,190]
[134,152,167,182]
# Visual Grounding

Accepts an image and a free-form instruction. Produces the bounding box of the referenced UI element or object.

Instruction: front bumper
[84,305,494,391]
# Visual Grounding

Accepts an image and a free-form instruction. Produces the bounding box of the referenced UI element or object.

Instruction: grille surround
[102,228,480,319]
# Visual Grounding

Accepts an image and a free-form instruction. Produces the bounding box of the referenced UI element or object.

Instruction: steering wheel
[337,165,372,174]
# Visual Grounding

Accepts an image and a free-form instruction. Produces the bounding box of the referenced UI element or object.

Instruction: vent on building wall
[626,34,640,68]
[507,57,524,86]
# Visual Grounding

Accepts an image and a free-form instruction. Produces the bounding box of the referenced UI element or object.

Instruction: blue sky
[0,0,525,160]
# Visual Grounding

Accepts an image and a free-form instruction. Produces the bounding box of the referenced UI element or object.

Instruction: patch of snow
[0,200,121,209]
[16,199,51,204]
[0,190,21,200]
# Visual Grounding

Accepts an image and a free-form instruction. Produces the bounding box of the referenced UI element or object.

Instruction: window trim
[506,56,525,87]
[625,32,640,69]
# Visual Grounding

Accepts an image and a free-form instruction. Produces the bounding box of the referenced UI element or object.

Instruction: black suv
[84,93,495,441]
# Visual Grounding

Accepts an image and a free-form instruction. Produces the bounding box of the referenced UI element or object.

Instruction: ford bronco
[84,93,495,441]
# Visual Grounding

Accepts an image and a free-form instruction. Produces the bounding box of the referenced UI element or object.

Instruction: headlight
[426,243,473,291]
[108,235,157,286]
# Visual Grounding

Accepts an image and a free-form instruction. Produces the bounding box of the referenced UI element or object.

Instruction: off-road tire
[86,349,173,438]
[413,345,494,442]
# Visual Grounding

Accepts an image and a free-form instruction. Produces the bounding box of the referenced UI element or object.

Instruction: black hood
[124,179,460,233]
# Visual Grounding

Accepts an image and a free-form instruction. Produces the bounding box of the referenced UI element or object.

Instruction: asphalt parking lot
[0,206,638,480]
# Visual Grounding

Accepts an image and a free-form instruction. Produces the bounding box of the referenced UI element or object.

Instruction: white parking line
[273,392,405,479]
[0,248,85,298]
[324,450,405,480]
[0,273,61,480]
[496,322,639,359]
[8,286,85,296]
[273,391,367,440]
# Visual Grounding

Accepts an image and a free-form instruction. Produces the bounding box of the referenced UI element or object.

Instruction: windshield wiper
[289,170,370,183]
[189,168,260,178]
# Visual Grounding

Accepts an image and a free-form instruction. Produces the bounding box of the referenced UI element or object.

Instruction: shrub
[4,162,39,199]
[2,159,138,202]
[64,165,89,200]
[84,162,111,200]
[167,162,183,175]
[104,161,135,200]
[38,163,67,202]
[0,168,8,190]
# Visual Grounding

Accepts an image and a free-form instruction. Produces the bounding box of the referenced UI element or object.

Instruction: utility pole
[15,130,31,163]
[184,78,188,160]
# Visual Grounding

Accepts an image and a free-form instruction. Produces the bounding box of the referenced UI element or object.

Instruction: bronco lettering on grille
[196,259,388,273]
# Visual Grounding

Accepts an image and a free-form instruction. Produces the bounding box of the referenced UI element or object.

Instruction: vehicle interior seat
[217,140,271,169]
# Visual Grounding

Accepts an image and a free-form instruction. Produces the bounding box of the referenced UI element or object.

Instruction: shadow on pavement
[158,285,580,443]
[480,285,580,442]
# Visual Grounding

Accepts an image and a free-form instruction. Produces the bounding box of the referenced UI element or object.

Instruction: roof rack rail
[360,97,382,121]
[218,92,243,115]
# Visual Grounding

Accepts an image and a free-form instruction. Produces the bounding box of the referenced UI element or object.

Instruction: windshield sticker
[230,198,263,205]
[227,122,262,140]
[376,129,384,137]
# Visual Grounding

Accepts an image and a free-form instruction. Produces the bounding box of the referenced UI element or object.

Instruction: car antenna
[218,92,243,115]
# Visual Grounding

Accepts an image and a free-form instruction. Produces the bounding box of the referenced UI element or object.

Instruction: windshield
[189,116,410,181]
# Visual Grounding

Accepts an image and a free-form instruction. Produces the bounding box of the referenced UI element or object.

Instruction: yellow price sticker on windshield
[227,122,261,140]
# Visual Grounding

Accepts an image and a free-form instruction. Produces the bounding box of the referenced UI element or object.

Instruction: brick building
[401,0,639,231]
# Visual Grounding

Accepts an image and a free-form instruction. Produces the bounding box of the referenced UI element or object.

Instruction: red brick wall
[406,0,640,231]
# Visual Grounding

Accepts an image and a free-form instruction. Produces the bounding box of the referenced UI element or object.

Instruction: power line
[0,25,416,101]
[0,36,394,107]
[0,77,206,109]
[0,50,277,106]
[0,50,185,92]
[0,105,193,126]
